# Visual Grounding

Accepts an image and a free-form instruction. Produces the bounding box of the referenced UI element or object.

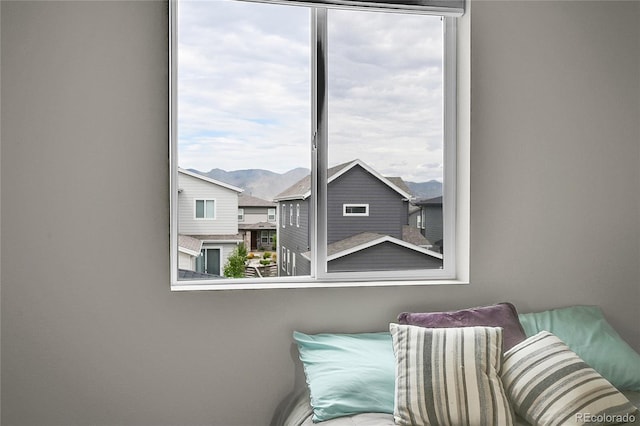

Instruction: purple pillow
[397,302,527,352]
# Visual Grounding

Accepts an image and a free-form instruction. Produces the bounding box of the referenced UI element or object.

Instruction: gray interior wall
[1,1,638,425]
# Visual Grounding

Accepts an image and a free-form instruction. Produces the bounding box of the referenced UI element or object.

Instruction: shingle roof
[238,193,276,207]
[178,168,244,193]
[302,230,441,261]
[401,225,432,247]
[272,174,311,200]
[178,269,221,279]
[327,232,384,257]
[178,234,203,255]
[273,159,413,201]
[238,221,277,231]
[190,234,244,242]
[386,177,413,195]
[413,196,442,206]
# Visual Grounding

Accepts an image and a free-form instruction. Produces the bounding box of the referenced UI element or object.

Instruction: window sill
[171,278,470,291]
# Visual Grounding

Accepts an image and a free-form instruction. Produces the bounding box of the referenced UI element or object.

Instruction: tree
[223,243,247,278]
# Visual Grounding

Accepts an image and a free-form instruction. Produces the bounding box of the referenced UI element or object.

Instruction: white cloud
[177,0,444,182]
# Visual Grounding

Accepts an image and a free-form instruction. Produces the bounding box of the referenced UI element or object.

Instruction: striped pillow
[389,324,514,426]
[501,331,639,426]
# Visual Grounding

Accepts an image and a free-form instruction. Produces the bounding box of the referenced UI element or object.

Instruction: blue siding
[277,200,311,276]
[424,205,443,251]
[327,166,408,245]
[328,242,442,272]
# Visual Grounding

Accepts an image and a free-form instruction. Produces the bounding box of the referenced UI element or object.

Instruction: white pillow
[389,324,514,426]
[501,331,639,426]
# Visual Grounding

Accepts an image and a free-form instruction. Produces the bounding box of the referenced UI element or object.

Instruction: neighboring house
[412,196,443,254]
[238,193,277,251]
[177,168,244,278]
[274,159,442,276]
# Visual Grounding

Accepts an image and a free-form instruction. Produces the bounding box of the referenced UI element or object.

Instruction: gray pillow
[502,331,639,426]
[390,324,514,426]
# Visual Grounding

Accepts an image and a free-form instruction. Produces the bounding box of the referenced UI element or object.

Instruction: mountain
[189,167,443,201]
[191,167,310,201]
[405,180,443,200]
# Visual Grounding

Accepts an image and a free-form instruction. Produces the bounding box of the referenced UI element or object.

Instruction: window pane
[195,200,204,218]
[206,200,215,218]
[176,0,310,281]
[326,9,444,273]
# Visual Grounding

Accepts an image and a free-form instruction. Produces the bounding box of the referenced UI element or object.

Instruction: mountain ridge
[189,167,443,201]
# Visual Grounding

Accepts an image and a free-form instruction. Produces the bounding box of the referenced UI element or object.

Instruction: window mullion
[311,7,328,278]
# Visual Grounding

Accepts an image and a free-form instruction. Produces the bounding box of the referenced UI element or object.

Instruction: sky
[177,0,444,182]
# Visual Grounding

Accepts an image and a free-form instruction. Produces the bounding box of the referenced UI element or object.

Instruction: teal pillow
[293,331,395,422]
[519,305,640,391]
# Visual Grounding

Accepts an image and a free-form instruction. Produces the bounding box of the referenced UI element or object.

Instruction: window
[281,205,287,228]
[289,204,293,226]
[292,254,296,276]
[195,199,215,219]
[260,230,275,245]
[417,214,422,229]
[281,246,286,272]
[171,0,464,288]
[343,204,369,217]
[238,208,244,221]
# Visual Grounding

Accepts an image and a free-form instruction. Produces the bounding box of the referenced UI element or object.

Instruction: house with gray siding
[177,168,244,278]
[274,159,442,276]
[412,196,443,254]
[238,193,277,251]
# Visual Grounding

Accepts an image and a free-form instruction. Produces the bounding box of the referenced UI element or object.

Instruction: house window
[171,0,464,287]
[281,205,286,228]
[289,204,293,226]
[238,208,244,221]
[343,204,369,217]
[260,230,275,245]
[195,199,215,219]
[281,246,286,272]
[292,254,296,276]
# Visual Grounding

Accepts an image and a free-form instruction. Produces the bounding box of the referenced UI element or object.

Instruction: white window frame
[343,203,369,217]
[170,0,469,290]
[281,204,286,228]
[268,208,276,222]
[292,253,296,276]
[296,204,300,227]
[281,246,286,272]
[289,203,293,226]
[194,199,216,220]
[286,249,291,274]
[238,208,244,222]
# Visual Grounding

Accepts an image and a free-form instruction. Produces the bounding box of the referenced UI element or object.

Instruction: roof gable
[273,159,413,201]
[326,232,443,261]
[238,193,276,207]
[178,168,244,193]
